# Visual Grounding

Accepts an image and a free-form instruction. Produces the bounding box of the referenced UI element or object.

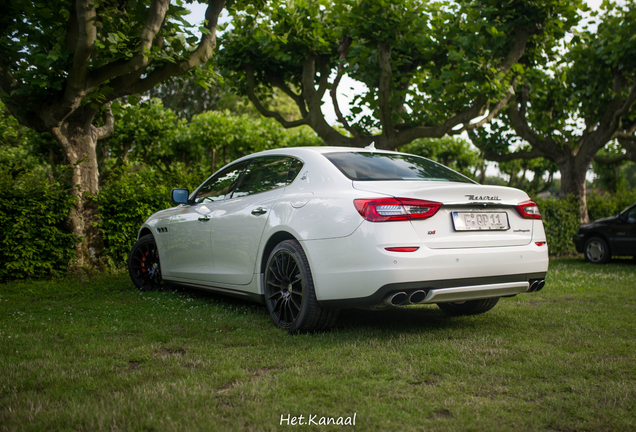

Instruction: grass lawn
[1,258,635,431]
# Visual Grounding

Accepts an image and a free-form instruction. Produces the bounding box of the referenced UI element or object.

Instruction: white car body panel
[168,203,215,280]
[206,187,283,285]
[135,147,549,309]
[300,219,548,302]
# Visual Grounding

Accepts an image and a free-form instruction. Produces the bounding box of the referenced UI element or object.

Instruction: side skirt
[163,277,264,304]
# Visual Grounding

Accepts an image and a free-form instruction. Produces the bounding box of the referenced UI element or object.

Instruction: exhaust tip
[535,280,545,292]
[409,290,427,304]
[384,292,408,306]
[528,279,545,292]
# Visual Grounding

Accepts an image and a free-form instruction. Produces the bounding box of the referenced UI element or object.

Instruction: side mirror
[171,188,190,205]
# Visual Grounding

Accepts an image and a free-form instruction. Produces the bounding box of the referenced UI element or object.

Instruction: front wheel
[128,234,163,291]
[437,297,500,316]
[264,240,338,333]
[584,236,611,264]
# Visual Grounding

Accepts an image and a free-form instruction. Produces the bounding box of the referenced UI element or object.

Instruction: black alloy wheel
[128,234,163,291]
[264,240,338,333]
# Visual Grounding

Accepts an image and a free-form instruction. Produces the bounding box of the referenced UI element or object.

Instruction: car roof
[243,146,405,159]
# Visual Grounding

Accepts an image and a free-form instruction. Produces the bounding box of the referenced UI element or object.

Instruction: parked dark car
[573,202,636,263]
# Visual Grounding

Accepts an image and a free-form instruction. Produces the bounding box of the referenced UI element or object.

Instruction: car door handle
[251,207,268,215]
[198,215,211,222]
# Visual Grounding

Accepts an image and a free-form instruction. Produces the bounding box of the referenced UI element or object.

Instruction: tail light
[515,200,541,219]
[354,198,442,222]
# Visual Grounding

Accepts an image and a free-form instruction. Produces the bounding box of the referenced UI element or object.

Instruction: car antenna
[364,142,375,151]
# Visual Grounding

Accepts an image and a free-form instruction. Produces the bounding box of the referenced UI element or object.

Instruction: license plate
[452,212,510,231]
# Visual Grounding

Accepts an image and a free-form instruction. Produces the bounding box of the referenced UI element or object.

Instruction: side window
[287,158,304,185]
[193,161,249,203]
[232,156,294,198]
[627,207,636,223]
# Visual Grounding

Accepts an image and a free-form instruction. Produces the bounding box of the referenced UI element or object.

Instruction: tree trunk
[557,156,590,224]
[50,111,104,268]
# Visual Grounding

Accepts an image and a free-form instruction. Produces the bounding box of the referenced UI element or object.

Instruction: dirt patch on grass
[432,409,452,419]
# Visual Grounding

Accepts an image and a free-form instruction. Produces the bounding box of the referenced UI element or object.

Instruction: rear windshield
[324,152,475,183]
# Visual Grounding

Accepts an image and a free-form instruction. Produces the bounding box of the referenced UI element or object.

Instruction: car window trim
[190,160,251,204]
[227,156,303,200]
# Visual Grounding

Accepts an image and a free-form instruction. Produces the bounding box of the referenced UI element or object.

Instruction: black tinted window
[324,152,474,183]
[287,158,304,184]
[194,161,249,203]
[232,156,295,198]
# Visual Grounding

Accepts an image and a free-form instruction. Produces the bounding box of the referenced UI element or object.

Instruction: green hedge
[587,190,636,222]
[534,197,580,256]
[97,164,203,267]
[98,167,173,266]
[0,162,77,281]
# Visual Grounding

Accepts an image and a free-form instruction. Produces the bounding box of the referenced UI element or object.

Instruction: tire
[437,297,500,316]
[128,234,163,291]
[263,240,338,333]
[584,236,611,264]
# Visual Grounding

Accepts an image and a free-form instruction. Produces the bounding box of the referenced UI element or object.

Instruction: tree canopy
[219,0,583,150]
[471,1,636,222]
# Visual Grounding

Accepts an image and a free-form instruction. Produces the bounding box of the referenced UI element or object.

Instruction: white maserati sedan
[128,147,548,333]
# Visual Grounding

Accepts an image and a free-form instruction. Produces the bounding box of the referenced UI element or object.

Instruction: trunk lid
[352,181,535,249]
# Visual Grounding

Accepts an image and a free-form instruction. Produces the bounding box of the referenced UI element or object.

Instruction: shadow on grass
[334,306,492,333]
[174,283,493,335]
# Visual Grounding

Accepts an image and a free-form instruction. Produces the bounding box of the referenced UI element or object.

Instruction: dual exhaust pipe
[384,290,427,307]
[528,279,545,293]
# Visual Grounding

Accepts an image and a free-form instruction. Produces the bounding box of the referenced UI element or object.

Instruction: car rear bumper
[316,273,547,309]
[301,221,549,307]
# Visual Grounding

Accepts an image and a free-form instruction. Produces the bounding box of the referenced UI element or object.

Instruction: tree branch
[456,77,519,134]
[87,0,170,90]
[617,134,636,162]
[394,96,489,145]
[505,87,560,158]
[0,59,36,110]
[377,43,396,146]
[95,103,114,140]
[482,146,546,162]
[63,0,97,107]
[499,27,533,76]
[330,36,360,142]
[614,78,636,120]
[110,0,226,98]
[593,153,629,164]
[265,73,308,117]
[315,56,330,102]
[1,99,48,133]
[245,66,308,128]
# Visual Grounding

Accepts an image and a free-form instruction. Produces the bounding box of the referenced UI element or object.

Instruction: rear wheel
[264,240,338,333]
[128,234,163,291]
[584,236,611,264]
[437,297,500,316]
